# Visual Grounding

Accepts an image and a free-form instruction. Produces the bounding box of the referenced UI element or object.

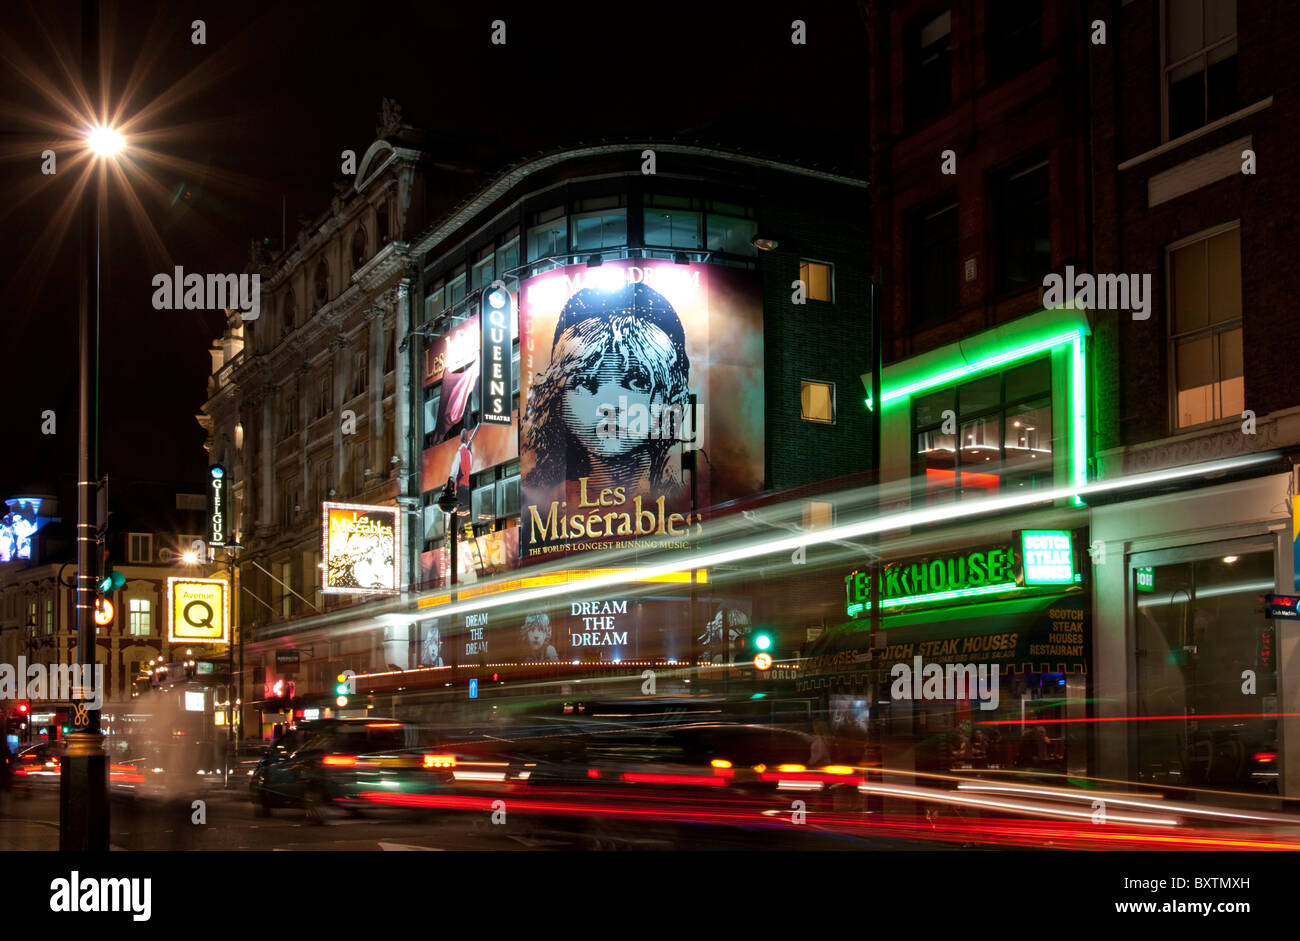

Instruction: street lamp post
[436,481,459,591]
[60,0,122,853]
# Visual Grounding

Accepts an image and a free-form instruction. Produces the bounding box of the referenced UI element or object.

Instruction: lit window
[799,260,833,302]
[800,380,835,424]
[128,598,151,636]
[913,358,1054,504]
[1164,0,1237,140]
[1169,225,1242,429]
[803,501,834,530]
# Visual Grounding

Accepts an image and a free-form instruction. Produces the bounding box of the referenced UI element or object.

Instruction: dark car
[249,718,454,822]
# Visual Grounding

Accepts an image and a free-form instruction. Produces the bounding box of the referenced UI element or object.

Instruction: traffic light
[97,565,126,595]
[335,671,353,707]
[753,632,773,652]
[17,702,29,715]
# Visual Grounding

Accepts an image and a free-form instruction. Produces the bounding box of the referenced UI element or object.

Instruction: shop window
[985,0,1043,86]
[706,214,758,256]
[913,201,958,328]
[571,210,627,252]
[905,8,952,128]
[800,380,835,424]
[643,208,702,250]
[913,357,1053,503]
[996,159,1050,295]
[1132,546,1274,791]
[1169,224,1242,429]
[1164,0,1237,141]
[798,260,833,303]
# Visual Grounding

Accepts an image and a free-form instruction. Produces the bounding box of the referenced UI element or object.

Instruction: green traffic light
[335,683,347,696]
[754,633,773,651]
[97,571,126,593]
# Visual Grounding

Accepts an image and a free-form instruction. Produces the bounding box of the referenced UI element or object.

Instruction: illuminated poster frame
[168,576,230,643]
[321,502,401,595]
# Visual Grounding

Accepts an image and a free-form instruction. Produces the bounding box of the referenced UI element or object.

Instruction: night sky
[0,0,867,500]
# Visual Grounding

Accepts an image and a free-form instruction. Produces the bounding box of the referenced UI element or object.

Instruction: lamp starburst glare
[86,125,124,157]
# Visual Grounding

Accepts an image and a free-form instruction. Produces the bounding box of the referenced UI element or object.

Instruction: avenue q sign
[207,464,227,547]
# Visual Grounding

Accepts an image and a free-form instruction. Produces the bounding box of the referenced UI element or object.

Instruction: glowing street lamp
[86,125,124,158]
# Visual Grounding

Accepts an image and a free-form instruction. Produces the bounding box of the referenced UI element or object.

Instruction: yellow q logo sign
[169,577,228,642]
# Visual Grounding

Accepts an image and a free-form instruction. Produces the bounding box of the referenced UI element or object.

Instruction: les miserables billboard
[322,503,400,594]
[519,259,763,562]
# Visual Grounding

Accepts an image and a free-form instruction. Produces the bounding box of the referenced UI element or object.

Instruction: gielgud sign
[518,259,764,561]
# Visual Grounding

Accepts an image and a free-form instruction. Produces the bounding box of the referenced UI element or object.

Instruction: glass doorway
[1130,541,1277,793]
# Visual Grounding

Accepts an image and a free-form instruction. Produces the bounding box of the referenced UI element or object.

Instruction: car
[10,741,64,788]
[249,718,455,822]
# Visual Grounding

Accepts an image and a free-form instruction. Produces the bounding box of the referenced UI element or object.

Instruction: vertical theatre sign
[480,284,513,425]
[207,464,227,547]
[322,503,400,594]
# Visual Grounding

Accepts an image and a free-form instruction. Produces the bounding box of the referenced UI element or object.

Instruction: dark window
[996,160,1050,295]
[913,201,959,328]
[905,9,952,128]
[314,259,329,305]
[985,0,1043,86]
[376,202,390,246]
[1165,0,1238,140]
[351,226,367,269]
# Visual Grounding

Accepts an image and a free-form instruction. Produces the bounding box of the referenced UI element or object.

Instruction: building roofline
[411,142,869,258]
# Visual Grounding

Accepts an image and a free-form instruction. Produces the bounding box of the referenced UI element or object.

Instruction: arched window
[282,291,296,337]
[314,259,329,305]
[352,226,368,269]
